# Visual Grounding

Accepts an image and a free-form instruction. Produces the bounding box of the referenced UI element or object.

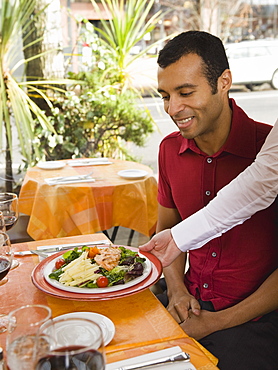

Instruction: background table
[0,234,219,369]
[18,159,158,241]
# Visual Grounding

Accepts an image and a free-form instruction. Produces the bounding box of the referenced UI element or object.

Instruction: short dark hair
[157,31,230,94]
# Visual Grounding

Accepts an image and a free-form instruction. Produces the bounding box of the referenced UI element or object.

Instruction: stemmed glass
[0,231,12,333]
[6,305,52,369]
[0,192,19,269]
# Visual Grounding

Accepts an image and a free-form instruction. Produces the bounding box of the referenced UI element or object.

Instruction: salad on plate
[48,246,146,289]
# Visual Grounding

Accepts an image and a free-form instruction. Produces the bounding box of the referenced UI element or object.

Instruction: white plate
[37,161,66,170]
[117,169,148,179]
[44,249,152,294]
[54,312,115,346]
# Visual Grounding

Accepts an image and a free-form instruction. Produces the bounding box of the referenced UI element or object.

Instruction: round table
[18,159,158,241]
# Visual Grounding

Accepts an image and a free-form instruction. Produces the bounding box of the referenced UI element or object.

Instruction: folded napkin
[68,158,113,166]
[106,346,196,370]
[45,175,95,185]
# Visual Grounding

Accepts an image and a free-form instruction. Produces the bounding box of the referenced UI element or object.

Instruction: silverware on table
[14,240,111,256]
[47,171,94,183]
[113,352,191,370]
[13,250,34,256]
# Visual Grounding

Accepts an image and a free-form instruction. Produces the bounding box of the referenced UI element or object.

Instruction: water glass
[35,317,105,370]
[6,304,52,370]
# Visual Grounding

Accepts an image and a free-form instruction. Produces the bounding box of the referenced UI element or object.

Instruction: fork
[13,250,48,258]
[52,171,94,182]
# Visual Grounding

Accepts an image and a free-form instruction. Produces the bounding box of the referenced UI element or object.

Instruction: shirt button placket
[205,157,213,202]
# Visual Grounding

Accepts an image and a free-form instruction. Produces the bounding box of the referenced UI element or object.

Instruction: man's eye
[180,92,193,97]
[161,96,169,100]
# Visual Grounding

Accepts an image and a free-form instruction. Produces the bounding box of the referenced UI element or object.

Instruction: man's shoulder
[255,120,272,136]
[253,120,272,147]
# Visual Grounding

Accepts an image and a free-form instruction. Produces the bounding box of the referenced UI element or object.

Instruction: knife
[113,352,191,370]
[14,240,111,256]
[36,240,111,252]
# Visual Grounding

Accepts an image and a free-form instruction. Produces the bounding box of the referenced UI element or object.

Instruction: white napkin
[35,240,110,261]
[68,158,113,166]
[106,346,196,370]
[45,176,95,185]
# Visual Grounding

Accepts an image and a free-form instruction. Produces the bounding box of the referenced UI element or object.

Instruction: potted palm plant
[0,0,75,192]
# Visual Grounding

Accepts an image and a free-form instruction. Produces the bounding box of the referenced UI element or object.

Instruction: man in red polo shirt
[156,31,278,369]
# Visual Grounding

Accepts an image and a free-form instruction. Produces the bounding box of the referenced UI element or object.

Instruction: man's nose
[165,97,184,116]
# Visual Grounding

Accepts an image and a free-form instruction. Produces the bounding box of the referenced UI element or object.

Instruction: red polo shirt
[158,99,278,311]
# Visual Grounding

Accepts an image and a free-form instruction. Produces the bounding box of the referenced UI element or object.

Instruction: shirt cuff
[171,210,216,252]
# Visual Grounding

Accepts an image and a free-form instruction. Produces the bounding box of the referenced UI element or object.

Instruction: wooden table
[0,234,219,369]
[18,159,158,241]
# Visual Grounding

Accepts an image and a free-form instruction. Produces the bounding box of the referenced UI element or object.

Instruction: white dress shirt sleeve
[171,120,278,252]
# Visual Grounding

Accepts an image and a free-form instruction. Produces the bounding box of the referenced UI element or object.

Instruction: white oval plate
[37,161,66,170]
[44,251,152,294]
[117,169,148,179]
[54,312,115,346]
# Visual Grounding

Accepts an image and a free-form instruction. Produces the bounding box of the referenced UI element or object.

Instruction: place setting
[44,171,96,185]
[67,158,113,166]
[4,304,196,370]
[5,304,112,370]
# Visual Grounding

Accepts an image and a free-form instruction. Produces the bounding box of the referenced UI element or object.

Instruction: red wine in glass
[0,231,12,333]
[4,216,18,231]
[0,257,11,281]
[0,231,12,286]
[0,193,19,269]
[36,346,105,370]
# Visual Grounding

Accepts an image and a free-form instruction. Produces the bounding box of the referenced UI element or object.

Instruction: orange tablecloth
[0,234,219,369]
[18,159,158,240]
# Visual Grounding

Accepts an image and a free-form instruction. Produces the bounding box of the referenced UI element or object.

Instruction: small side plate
[37,161,66,170]
[54,312,115,346]
[117,169,148,179]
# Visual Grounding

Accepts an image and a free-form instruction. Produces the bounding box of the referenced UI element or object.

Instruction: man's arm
[156,204,201,321]
[180,268,278,340]
[140,120,278,266]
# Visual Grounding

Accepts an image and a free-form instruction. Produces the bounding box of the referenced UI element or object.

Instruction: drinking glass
[0,231,12,333]
[6,305,52,370]
[35,317,105,370]
[0,192,19,269]
[0,231,12,286]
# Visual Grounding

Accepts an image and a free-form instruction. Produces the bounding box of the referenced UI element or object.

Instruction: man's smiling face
[157,53,230,144]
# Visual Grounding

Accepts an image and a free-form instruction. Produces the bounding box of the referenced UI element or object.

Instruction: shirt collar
[179,98,257,159]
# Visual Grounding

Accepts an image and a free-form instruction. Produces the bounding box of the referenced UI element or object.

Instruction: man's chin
[179,129,196,139]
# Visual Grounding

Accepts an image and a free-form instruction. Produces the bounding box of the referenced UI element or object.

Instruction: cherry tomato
[55,258,65,269]
[96,276,109,288]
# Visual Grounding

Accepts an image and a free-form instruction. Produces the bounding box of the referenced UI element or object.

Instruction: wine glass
[0,231,12,333]
[6,305,52,370]
[0,231,12,285]
[35,317,105,370]
[0,192,19,269]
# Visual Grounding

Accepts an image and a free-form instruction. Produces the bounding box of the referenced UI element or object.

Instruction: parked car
[225,39,278,90]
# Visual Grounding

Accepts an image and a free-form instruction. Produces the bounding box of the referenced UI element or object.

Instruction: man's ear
[219,69,232,92]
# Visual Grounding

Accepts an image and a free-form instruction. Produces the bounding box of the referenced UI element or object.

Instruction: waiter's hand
[139,229,181,267]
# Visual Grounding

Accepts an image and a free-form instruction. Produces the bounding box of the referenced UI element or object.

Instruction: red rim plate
[31,246,162,301]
